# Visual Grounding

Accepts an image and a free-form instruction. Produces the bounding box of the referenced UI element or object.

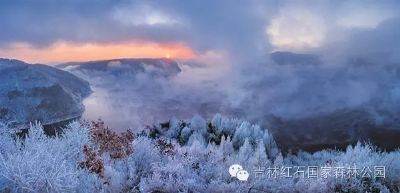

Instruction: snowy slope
[0,58,92,130]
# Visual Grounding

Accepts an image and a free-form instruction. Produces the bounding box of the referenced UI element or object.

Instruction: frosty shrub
[79,144,105,179]
[87,119,134,159]
[0,122,91,192]
[0,114,399,192]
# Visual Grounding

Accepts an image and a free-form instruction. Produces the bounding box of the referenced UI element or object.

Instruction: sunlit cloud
[266,8,327,51]
[266,1,400,52]
[0,41,195,64]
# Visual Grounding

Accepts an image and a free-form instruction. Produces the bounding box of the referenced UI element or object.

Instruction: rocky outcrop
[58,58,181,78]
[0,58,91,130]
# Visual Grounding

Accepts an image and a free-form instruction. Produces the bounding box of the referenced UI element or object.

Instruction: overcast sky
[0,0,399,63]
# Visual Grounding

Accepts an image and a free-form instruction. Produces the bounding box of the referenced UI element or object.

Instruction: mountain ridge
[0,58,92,130]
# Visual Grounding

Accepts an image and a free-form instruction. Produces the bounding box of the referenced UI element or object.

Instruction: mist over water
[80,58,238,131]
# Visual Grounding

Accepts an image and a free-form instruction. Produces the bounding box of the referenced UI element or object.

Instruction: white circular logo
[229,164,249,181]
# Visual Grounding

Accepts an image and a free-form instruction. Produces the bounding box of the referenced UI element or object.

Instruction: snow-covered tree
[0,114,399,192]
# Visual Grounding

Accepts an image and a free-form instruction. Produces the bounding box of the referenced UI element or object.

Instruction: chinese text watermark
[252,165,386,179]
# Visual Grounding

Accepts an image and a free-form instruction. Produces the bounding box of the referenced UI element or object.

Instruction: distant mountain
[270,51,322,65]
[58,58,181,78]
[0,58,91,130]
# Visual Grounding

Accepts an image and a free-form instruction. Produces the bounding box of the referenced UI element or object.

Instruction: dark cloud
[2,0,400,62]
[346,18,400,59]
[0,0,117,46]
[0,0,278,60]
[152,0,278,57]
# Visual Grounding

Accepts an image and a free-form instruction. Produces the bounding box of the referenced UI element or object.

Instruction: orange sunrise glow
[0,41,195,64]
